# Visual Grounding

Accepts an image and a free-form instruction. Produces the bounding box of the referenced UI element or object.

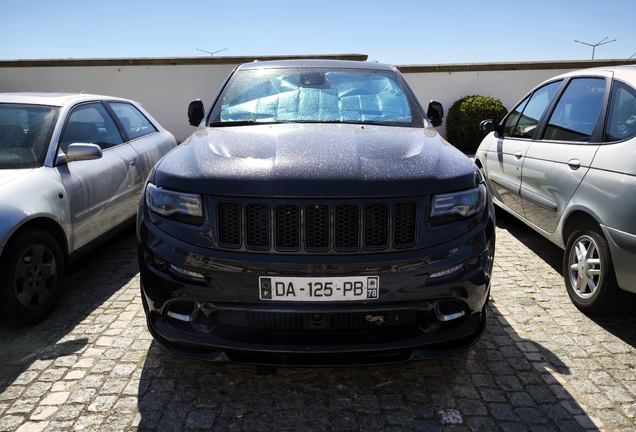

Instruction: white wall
[403,69,572,137]
[0,59,624,141]
[0,64,237,141]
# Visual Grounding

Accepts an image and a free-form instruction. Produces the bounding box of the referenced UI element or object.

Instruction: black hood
[154,123,477,197]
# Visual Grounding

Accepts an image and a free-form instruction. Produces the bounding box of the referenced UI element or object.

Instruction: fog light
[430,264,463,279]
[309,313,325,325]
[169,264,205,280]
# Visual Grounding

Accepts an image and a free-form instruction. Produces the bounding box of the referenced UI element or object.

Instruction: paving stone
[413,421,442,432]
[452,386,479,399]
[488,404,517,421]
[380,394,403,410]
[355,395,381,414]
[39,392,69,406]
[2,226,636,431]
[466,417,498,432]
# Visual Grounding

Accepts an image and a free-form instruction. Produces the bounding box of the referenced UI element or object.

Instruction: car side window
[60,103,123,152]
[107,102,157,141]
[605,81,636,142]
[503,97,529,138]
[543,78,606,143]
[504,81,562,139]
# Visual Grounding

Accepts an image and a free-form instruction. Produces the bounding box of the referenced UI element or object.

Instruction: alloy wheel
[13,243,58,311]
[567,234,602,299]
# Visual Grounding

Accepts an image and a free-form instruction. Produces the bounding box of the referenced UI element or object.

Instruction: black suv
[137,60,495,366]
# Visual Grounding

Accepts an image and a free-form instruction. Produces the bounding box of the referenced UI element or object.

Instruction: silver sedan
[0,93,176,324]
[475,66,636,314]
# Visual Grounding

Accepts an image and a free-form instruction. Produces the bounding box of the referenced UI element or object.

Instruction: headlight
[430,184,487,225]
[145,183,204,223]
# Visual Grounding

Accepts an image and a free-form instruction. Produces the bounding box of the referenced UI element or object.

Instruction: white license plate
[259,276,379,301]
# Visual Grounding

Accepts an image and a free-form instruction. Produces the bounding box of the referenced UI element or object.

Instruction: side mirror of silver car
[480,119,504,137]
[56,143,103,165]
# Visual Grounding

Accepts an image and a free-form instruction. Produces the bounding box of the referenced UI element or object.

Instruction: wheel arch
[562,210,603,245]
[5,218,70,265]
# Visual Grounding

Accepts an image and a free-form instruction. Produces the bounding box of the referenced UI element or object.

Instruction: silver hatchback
[475,66,636,314]
[0,93,176,324]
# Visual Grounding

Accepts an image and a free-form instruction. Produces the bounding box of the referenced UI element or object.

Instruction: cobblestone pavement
[2,211,636,432]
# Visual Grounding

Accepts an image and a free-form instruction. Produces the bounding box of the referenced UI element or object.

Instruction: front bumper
[137,204,495,366]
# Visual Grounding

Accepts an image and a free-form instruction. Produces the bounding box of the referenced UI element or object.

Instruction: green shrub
[445,95,508,153]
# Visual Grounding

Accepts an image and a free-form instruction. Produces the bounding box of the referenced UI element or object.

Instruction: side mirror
[427,100,444,127]
[188,100,205,126]
[480,119,504,137]
[57,143,102,165]
[480,120,495,132]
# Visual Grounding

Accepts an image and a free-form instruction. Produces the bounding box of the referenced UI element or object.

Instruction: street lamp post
[196,48,228,56]
[574,37,616,60]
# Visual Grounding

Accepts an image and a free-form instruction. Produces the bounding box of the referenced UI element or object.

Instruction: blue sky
[1,0,634,65]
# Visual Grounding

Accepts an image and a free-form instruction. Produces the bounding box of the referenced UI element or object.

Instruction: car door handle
[567,159,581,170]
[128,157,137,166]
[514,151,523,159]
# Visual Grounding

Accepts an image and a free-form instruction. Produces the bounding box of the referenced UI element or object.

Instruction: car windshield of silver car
[0,104,59,169]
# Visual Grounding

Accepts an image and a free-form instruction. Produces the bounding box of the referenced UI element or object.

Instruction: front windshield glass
[209,67,421,127]
[0,104,58,169]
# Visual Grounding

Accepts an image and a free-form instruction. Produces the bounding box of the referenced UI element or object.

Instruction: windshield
[0,104,58,169]
[209,67,422,127]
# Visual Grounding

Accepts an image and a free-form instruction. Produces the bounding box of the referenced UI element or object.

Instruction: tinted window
[504,81,561,139]
[60,103,123,152]
[0,104,58,169]
[108,102,157,141]
[605,81,636,142]
[209,68,420,126]
[543,78,606,142]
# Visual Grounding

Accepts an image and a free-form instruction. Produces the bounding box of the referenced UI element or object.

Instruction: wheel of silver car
[563,229,628,315]
[0,229,65,325]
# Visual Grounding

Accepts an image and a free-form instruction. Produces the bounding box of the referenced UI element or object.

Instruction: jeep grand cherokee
[137,60,496,366]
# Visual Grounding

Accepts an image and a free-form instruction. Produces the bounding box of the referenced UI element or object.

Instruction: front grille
[214,198,418,253]
[364,203,389,249]
[305,204,330,250]
[394,202,417,247]
[246,203,270,249]
[217,311,306,329]
[216,311,418,330]
[275,204,300,250]
[330,311,417,329]
[335,204,359,250]
[217,202,241,246]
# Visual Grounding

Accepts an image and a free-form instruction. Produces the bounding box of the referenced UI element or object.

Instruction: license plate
[259,276,379,301]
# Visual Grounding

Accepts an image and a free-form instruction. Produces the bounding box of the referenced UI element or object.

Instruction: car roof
[236,59,397,72]
[0,92,131,107]
[550,65,636,81]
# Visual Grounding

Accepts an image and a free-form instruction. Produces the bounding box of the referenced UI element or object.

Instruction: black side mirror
[426,100,444,127]
[480,119,504,137]
[188,100,205,126]
[480,119,495,132]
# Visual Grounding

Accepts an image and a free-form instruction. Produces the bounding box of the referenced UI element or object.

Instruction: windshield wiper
[207,120,411,127]
[207,120,258,127]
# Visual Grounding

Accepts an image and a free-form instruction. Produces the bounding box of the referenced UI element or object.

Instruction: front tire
[0,229,65,325]
[563,228,629,315]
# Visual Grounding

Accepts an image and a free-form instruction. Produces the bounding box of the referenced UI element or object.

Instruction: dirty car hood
[0,168,33,188]
[154,123,477,197]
